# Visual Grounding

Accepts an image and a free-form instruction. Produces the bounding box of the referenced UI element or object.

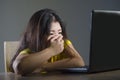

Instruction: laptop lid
[89,10,120,72]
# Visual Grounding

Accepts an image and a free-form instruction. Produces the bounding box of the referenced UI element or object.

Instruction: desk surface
[0,70,120,80]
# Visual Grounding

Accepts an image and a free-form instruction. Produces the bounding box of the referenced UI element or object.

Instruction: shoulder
[64,39,72,48]
[65,39,72,45]
[19,48,31,55]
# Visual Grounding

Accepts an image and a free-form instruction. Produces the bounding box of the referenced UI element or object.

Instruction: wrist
[48,47,57,56]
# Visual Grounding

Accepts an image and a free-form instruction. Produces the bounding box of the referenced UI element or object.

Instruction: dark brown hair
[10,8,67,72]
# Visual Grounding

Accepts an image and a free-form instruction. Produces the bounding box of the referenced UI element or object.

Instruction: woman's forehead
[50,21,62,31]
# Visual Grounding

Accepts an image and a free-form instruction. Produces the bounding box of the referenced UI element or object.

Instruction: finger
[47,35,56,41]
[50,35,59,42]
[62,40,64,44]
[57,35,63,42]
[47,35,54,40]
[61,40,64,48]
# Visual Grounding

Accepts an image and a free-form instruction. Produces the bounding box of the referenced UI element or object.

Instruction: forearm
[64,44,85,65]
[17,47,55,75]
[42,44,85,71]
[66,49,85,66]
[42,57,84,71]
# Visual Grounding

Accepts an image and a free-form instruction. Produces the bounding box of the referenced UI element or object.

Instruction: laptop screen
[89,10,120,72]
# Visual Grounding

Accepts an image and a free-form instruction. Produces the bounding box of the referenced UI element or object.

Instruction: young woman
[10,8,85,75]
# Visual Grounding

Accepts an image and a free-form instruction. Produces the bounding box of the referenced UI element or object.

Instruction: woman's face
[49,21,62,36]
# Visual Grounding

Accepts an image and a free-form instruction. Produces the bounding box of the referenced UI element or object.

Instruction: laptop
[56,10,120,73]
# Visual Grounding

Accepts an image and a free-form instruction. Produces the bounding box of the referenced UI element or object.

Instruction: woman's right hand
[48,34,64,55]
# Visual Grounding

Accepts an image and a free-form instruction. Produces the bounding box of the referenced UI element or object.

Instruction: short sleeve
[19,48,31,55]
[64,39,72,48]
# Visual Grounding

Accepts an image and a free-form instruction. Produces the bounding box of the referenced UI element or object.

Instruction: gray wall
[0,0,120,72]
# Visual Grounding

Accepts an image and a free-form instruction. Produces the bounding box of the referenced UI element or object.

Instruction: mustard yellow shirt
[19,39,72,63]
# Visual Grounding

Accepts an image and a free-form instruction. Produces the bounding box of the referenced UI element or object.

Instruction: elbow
[12,60,21,75]
[12,62,22,76]
[17,61,32,76]
[12,60,29,76]
[17,64,28,76]
[72,57,85,67]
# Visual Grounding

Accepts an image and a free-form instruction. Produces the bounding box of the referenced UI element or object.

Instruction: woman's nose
[54,32,59,35]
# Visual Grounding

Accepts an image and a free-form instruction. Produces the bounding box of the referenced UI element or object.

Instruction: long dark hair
[10,8,67,72]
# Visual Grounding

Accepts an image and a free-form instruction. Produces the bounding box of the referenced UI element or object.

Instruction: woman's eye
[50,33,54,35]
[59,32,62,34]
